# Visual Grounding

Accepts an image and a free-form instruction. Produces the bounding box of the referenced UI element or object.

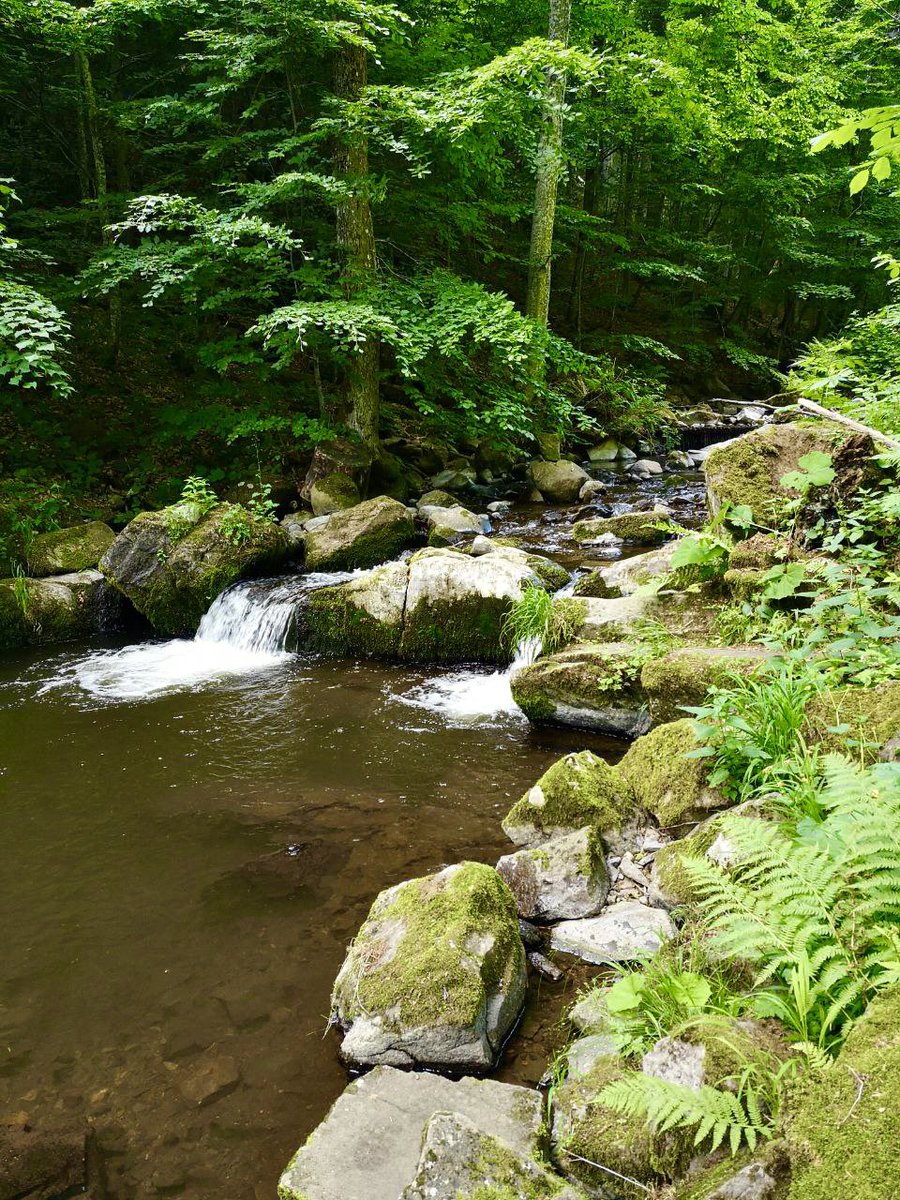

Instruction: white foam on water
[396,636,541,726]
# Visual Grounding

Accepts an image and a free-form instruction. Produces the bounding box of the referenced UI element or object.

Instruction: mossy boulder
[577,591,716,643]
[0,569,121,650]
[510,642,652,737]
[804,682,900,762]
[331,862,526,1070]
[26,521,115,577]
[651,822,721,908]
[782,986,900,1200]
[496,826,610,921]
[310,471,361,516]
[417,488,459,509]
[723,567,769,602]
[304,560,408,657]
[301,436,373,503]
[727,533,794,571]
[528,459,590,503]
[618,718,730,831]
[574,541,682,599]
[304,495,417,571]
[644,1017,788,1094]
[642,646,768,725]
[501,749,635,851]
[475,543,571,591]
[551,1057,693,1197]
[422,503,483,546]
[705,422,847,526]
[399,546,545,664]
[100,502,289,635]
[573,509,671,546]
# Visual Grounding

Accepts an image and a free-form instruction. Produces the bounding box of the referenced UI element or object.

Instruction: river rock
[577,591,716,641]
[578,479,607,504]
[301,437,373,503]
[331,862,526,1069]
[641,645,769,725]
[401,1111,586,1200]
[566,1033,619,1078]
[587,439,620,462]
[176,1053,241,1106]
[421,504,483,545]
[26,520,115,576]
[550,902,675,963]
[707,1163,777,1199]
[527,460,590,504]
[100,501,288,635]
[418,488,459,509]
[473,542,570,589]
[511,642,652,737]
[304,495,417,571]
[573,541,682,599]
[310,471,361,516]
[496,827,609,921]
[617,718,730,829]
[0,1121,87,1200]
[278,1066,545,1200]
[573,508,672,545]
[629,458,663,479]
[305,559,408,657]
[501,750,635,851]
[0,568,126,650]
[704,421,847,524]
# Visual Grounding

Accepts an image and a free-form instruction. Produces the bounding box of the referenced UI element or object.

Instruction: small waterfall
[197,579,308,654]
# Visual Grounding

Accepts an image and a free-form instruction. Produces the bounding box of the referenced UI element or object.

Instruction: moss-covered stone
[309,471,361,516]
[26,521,115,577]
[304,561,407,658]
[550,1057,693,1195]
[618,718,730,831]
[573,510,672,546]
[782,986,900,1200]
[304,495,417,572]
[723,567,769,602]
[527,460,589,503]
[501,750,635,850]
[577,591,716,644]
[642,646,768,725]
[727,533,794,571]
[804,682,900,762]
[0,570,114,650]
[423,504,483,546]
[100,502,288,635]
[331,862,526,1069]
[705,422,847,526]
[510,642,652,737]
[417,488,459,509]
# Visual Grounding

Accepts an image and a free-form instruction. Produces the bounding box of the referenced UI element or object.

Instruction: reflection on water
[0,638,616,1198]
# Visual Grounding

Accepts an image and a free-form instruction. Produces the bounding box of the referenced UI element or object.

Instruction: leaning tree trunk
[333,43,380,449]
[525,0,572,359]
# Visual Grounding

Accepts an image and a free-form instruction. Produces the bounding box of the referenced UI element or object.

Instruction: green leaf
[606,974,645,1013]
[849,169,870,194]
[872,156,892,182]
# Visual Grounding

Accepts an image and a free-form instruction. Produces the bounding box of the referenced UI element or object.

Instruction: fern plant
[681,755,900,1048]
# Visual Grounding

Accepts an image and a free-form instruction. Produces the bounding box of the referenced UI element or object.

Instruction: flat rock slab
[550,902,675,964]
[401,1111,587,1200]
[278,1065,544,1200]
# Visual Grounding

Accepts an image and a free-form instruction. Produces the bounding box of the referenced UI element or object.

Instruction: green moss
[462,1137,567,1200]
[573,570,618,599]
[672,1151,758,1199]
[501,750,635,844]
[305,581,402,659]
[305,497,416,571]
[401,596,510,664]
[723,567,768,601]
[510,642,647,725]
[0,579,29,649]
[310,471,360,514]
[727,533,793,571]
[804,683,900,762]
[25,520,115,577]
[642,647,766,725]
[526,556,572,591]
[618,719,728,830]
[783,987,900,1200]
[552,1058,693,1193]
[573,510,671,546]
[334,862,524,1029]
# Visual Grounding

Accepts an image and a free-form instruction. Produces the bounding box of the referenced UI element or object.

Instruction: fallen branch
[796,398,900,452]
[838,1068,867,1126]
[561,1150,653,1193]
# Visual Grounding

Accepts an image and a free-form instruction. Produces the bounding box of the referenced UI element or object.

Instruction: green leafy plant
[179,476,219,513]
[502,587,585,656]
[219,504,253,546]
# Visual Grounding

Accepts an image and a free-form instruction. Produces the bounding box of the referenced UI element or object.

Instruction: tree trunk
[525,0,571,358]
[333,43,380,449]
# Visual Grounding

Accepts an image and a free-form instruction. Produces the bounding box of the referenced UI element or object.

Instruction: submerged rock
[401,1111,586,1200]
[26,520,115,577]
[304,495,417,571]
[100,502,288,635]
[331,862,526,1069]
[510,642,652,737]
[617,718,730,830]
[0,1120,88,1200]
[278,1065,545,1200]
[501,750,635,851]
[496,826,610,921]
[550,902,675,963]
[527,459,590,503]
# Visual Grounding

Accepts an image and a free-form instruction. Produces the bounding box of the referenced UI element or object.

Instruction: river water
[0,478,705,1198]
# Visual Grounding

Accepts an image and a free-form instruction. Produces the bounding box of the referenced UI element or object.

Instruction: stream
[0,474,705,1198]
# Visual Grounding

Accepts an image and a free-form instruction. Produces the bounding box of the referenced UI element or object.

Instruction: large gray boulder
[100,502,288,635]
[304,495,417,571]
[278,1066,545,1200]
[527,460,590,503]
[574,541,682,599]
[310,471,361,516]
[550,902,675,963]
[0,569,128,651]
[26,521,115,577]
[401,1112,587,1200]
[421,504,483,546]
[496,827,610,921]
[331,862,526,1069]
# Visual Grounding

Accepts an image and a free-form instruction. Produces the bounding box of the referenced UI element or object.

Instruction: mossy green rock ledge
[331,862,526,1069]
[304,495,417,571]
[501,750,635,852]
[617,718,730,831]
[642,645,768,725]
[0,569,126,651]
[277,1065,547,1200]
[26,521,115,577]
[100,502,289,635]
